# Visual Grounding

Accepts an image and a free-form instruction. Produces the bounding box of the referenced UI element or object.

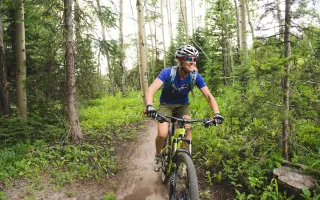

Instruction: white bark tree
[64,0,83,141]
[166,0,173,43]
[137,0,148,105]
[15,0,27,118]
[119,0,127,96]
[179,0,189,43]
[239,0,248,61]
[161,0,167,68]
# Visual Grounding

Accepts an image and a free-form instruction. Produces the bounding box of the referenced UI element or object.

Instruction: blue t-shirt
[157,67,207,104]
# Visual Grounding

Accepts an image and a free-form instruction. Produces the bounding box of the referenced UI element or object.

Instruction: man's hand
[214,113,224,124]
[146,105,157,118]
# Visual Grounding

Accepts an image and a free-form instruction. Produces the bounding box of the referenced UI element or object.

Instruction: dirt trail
[115,119,168,200]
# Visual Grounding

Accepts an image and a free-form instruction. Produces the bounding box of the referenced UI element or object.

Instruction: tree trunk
[96,0,104,78]
[161,0,167,68]
[130,0,140,90]
[15,0,27,118]
[222,2,231,86]
[190,0,194,35]
[148,22,155,80]
[245,0,255,42]
[153,5,158,72]
[64,0,83,142]
[276,0,284,42]
[282,0,292,161]
[179,0,189,43]
[0,3,11,116]
[119,0,126,96]
[106,53,116,96]
[239,0,248,61]
[245,0,255,58]
[166,0,173,43]
[234,0,241,57]
[205,0,208,37]
[136,0,148,105]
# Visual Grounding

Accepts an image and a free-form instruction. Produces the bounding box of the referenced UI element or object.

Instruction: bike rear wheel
[169,152,199,200]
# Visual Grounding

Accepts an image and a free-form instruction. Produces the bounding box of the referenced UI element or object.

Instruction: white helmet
[175,45,199,58]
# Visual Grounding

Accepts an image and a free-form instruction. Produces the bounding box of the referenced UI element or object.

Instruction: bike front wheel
[169,152,199,200]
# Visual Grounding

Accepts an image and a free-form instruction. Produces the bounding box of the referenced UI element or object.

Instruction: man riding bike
[145,44,224,172]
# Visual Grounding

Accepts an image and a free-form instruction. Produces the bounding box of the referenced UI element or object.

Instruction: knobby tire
[170,152,199,200]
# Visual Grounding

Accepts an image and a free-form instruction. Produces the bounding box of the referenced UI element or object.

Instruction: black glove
[146,105,157,118]
[214,113,224,124]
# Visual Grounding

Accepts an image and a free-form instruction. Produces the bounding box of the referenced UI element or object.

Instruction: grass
[0,91,145,198]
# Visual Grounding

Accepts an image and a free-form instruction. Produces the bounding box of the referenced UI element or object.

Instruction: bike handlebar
[143,111,217,127]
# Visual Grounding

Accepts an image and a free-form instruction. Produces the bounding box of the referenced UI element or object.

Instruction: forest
[0,0,319,199]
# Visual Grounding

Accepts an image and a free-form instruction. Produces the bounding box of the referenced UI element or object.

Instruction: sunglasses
[184,57,198,62]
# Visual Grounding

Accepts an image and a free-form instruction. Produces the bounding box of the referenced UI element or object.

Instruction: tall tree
[190,0,194,34]
[160,0,166,68]
[234,0,241,53]
[153,2,158,75]
[64,0,83,141]
[239,0,248,61]
[148,22,155,80]
[166,0,173,43]
[221,0,233,85]
[137,0,148,104]
[179,0,189,43]
[245,0,255,42]
[276,0,284,41]
[0,0,11,116]
[282,0,292,161]
[119,0,126,96]
[15,0,27,118]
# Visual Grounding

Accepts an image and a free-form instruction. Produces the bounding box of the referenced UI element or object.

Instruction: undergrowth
[0,92,144,198]
[190,88,320,199]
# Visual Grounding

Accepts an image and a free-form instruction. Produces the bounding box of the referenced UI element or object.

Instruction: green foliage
[0,116,65,145]
[301,184,320,200]
[190,31,320,196]
[0,92,144,190]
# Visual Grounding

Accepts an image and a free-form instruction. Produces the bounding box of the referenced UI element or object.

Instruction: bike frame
[161,119,193,181]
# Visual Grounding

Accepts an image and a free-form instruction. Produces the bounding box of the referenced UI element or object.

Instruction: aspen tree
[64,0,83,141]
[15,0,27,118]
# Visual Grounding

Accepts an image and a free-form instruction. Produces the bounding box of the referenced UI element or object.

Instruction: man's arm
[145,78,164,105]
[199,86,220,114]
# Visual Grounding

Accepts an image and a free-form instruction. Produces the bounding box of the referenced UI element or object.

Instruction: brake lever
[203,119,218,128]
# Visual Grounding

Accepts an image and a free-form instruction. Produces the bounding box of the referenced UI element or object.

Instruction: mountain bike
[153,112,216,200]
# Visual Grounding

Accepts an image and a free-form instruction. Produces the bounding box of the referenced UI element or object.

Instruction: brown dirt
[3,119,235,200]
[115,119,168,200]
